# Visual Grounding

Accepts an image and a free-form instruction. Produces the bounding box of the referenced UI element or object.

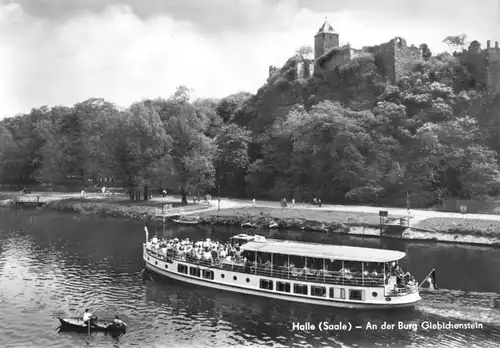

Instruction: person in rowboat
[113,315,124,326]
[83,309,97,326]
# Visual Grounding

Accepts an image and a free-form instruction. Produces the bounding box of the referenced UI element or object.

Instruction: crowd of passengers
[146,237,416,288]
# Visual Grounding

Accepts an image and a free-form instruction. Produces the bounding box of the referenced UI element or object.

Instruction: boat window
[259,279,273,290]
[349,289,365,301]
[311,285,326,297]
[276,282,291,292]
[325,259,343,273]
[289,255,305,270]
[363,262,383,275]
[189,267,201,277]
[177,264,188,274]
[329,287,345,299]
[343,261,363,274]
[308,257,324,270]
[293,284,308,295]
[202,270,214,280]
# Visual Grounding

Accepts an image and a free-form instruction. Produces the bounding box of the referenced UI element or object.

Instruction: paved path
[4,191,500,222]
[202,198,500,223]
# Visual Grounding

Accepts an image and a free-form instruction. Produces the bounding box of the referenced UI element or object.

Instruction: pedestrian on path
[252,198,256,207]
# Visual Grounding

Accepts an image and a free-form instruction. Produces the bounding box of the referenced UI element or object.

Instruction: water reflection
[0,208,499,348]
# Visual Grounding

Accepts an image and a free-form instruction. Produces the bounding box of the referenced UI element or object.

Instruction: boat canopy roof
[240,240,406,263]
[230,234,257,241]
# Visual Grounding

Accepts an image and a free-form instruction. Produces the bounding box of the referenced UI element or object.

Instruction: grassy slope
[413,218,500,237]
[199,207,382,225]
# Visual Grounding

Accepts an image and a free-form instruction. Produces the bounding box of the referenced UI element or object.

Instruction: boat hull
[144,249,421,309]
[172,219,200,225]
[58,317,126,333]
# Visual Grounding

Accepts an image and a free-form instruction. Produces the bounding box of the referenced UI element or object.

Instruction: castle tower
[314,18,339,59]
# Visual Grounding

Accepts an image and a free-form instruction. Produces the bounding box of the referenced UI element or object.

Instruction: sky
[0,0,499,119]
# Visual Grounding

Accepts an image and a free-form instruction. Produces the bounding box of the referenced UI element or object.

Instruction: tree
[414,116,500,197]
[109,102,172,200]
[170,85,192,105]
[442,33,468,53]
[215,92,252,123]
[0,123,12,181]
[295,45,313,59]
[214,123,252,197]
[164,103,217,203]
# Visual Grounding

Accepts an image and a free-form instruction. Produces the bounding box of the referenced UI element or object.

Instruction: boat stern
[383,285,421,307]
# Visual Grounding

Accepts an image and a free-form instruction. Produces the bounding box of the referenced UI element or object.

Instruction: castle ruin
[455,40,500,95]
[268,19,500,95]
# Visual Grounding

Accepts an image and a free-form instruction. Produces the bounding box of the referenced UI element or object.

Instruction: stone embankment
[2,192,500,246]
[198,213,350,233]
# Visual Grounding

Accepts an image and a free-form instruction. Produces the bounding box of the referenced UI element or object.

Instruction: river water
[0,208,499,348]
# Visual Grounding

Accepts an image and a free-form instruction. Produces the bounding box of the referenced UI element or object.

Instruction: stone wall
[372,41,396,83]
[314,33,339,59]
[394,39,421,82]
[487,57,500,94]
[269,65,278,77]
[316,46,351,71]
[486,41,500,94]
[372,37,422,84]
[295,59,315,79]
[459,41,488,90]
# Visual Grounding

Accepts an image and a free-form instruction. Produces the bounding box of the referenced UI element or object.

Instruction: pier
[14,195,44,207]
[155,204,211,223]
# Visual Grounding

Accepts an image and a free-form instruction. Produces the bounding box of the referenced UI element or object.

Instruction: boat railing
[385,284,418,296]
[145,247,385,287]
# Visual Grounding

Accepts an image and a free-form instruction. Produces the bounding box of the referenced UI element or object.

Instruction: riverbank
[2,192,500,246]
[196,207,500,246]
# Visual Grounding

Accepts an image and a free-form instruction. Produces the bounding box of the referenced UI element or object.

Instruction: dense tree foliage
[1,35,500,206]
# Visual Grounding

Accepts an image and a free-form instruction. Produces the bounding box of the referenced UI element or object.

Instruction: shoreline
[1,193,500,247]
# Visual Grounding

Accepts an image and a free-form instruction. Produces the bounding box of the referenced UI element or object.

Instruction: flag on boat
[420,268,438,290]
[144,226,149,241]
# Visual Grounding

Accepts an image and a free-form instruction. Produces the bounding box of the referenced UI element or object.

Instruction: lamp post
[217,157,221,212]
[218,184,221,212]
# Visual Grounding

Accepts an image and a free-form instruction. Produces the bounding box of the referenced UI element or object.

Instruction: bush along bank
[199,213,351,233]
[43,200,158,220]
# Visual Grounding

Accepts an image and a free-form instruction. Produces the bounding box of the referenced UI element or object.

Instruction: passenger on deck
[146,236,390,285]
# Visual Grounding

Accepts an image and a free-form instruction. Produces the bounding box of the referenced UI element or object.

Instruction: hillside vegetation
[1,35,500,208]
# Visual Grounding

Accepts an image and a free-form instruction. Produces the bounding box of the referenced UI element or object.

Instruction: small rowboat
[58,317,127,333]
[241,222,257,228]
[172,216,201,225]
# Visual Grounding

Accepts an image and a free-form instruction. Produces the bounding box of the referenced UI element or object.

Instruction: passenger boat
[143,230,435,309]
[58,317,127,333]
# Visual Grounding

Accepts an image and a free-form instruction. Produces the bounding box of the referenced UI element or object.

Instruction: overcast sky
[0,0,499,118]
